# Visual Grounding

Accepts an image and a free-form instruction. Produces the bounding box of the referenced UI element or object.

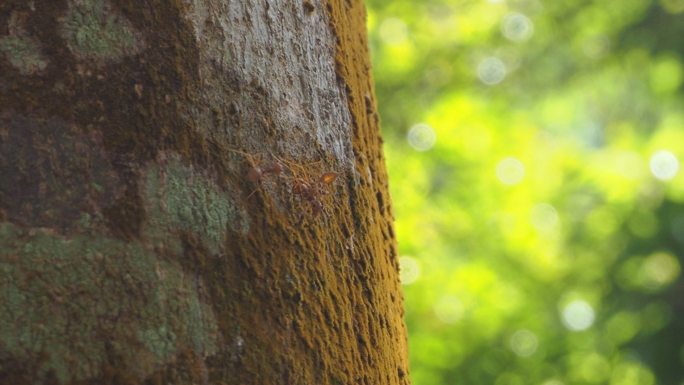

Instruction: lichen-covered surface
[0,0,408,384]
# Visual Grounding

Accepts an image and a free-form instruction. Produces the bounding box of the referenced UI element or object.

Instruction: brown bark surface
[0,1,409,384]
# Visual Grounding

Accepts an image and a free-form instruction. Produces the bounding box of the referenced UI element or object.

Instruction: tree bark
[0,1,409,384]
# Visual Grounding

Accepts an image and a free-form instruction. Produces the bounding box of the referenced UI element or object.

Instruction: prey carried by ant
[291,171,338,216]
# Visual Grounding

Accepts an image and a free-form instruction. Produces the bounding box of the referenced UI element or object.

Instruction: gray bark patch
[184,0,354,168]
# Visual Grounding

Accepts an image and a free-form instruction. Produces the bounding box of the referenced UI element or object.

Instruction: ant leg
[245,187,260,199]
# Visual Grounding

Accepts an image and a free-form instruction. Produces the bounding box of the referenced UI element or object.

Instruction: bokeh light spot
[477,57,507,85]
[605,311,640,345]
[378,17,408,45]
[496,372,524,385]
[574,352,611,383]
[649,56,683,94]
[531,203,559,231]
[433,295,465,324]
[509,329,538,357]
[496,157,525,185]
[561,300,595,331]
[407,123,437,151]
[399,256,421,285]
[501,13,534,42]
[627,210,658,238]
[660,0,684,14]
[615,151,646,180]
[610,362,655,385]
[582,35,610,59]
[642,252,680,290]
[649,150,679,180]
[641,301,672,333]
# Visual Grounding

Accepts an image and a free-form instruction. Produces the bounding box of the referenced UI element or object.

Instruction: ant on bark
[228,148,338,217]
[273,154,339,217]
[225,148,284,200]
[290,171,338,216]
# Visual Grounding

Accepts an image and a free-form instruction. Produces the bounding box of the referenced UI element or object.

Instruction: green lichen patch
[59,0,145,63]
[0,35,48,75]
[143,157,249,255]
[0,223,221,383]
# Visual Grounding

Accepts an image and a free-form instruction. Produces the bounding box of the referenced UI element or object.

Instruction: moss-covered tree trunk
[0,0,409,384]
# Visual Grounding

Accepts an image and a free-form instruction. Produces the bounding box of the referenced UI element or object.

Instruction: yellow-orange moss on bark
[324,0,410,383]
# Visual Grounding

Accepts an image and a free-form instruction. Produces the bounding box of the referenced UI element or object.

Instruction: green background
[366,1,684,384]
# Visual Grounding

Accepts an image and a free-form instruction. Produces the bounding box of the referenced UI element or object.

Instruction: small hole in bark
[303,0,315,14]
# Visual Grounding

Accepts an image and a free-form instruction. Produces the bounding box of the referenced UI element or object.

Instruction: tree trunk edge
[325,0,410,383]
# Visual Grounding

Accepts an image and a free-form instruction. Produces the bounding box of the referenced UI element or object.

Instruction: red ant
[246,158,283,183]
[290,171,338,216]
[228,148,283,197]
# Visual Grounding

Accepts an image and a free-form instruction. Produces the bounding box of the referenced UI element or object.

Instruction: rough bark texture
[0,0,409,384]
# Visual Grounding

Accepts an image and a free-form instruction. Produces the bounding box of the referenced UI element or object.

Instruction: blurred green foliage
[366,1,684,384]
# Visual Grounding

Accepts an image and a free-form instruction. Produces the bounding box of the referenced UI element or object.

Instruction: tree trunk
[0,1,409,384]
